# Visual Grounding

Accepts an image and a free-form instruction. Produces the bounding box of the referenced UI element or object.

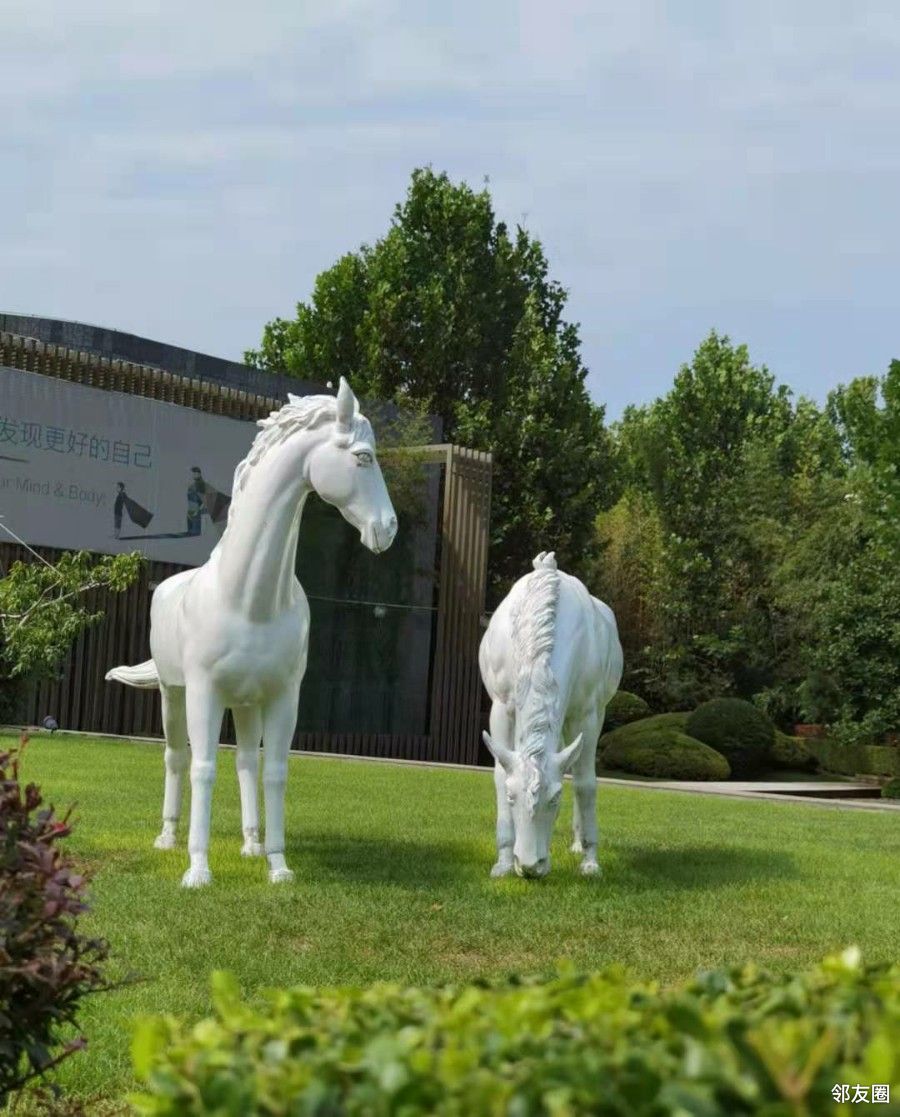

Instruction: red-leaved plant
[0,737,110,1102]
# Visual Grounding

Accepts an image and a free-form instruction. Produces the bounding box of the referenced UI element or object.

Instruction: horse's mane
[223,394,369,530]
[512,552,561,807]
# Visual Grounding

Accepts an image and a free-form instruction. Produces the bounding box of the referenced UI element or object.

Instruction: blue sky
[3,1,899,419]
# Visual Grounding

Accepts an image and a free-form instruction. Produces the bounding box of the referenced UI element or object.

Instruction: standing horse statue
[106,379,397,887]
[479,551,623,879]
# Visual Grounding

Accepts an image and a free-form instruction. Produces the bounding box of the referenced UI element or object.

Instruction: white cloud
[2,1,900,417]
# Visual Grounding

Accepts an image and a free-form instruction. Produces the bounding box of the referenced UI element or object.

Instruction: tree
[766,362,900,740]
[0,550,143,680]
[246,168,614,598]
[828,359,900,538]
[606,333,844,708]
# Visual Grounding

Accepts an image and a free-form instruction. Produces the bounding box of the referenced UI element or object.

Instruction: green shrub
[601,727,730,780]
[882,777,900,799]
[0,746,110,1102]
[805,740,900,779]
[687,698,775,778]
[770,731,819,773]
[601,711,691,740]
[603,690,651,731]
[131,949,900,1117]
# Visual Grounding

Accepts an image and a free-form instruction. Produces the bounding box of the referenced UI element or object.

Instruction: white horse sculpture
[479,551,623,878]
[106,379,397,887]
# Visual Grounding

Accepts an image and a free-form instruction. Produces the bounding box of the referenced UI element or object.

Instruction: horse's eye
[354,451,373,466]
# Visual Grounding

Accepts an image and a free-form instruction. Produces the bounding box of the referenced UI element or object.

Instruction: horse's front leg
[182,679,225,888]
[262,683,300,884]
[489,701,515,878]
[571,711,602,876]
[233,705,264,856]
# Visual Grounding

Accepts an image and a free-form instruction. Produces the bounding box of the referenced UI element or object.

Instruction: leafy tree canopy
[0,551,143,679]
[246,167,614,597]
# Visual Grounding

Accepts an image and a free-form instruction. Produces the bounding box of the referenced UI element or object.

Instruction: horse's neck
[212,435,314,620]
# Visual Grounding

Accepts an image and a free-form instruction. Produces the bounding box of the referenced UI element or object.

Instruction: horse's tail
[105,659,160,689]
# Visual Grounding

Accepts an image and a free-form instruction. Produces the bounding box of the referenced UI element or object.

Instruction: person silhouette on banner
[113,482,153,538]
[186,467,206,535]
[187,466,230,536]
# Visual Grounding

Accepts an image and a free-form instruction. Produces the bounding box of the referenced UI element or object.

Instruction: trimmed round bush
[602,712,691,741]
[603,690,651,731]
[770,731,819,774]
[882,777,900,799]
[600,724,730,781]
[686,699,775,779]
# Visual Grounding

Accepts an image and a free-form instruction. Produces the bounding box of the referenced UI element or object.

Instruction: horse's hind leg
[233,706,263,856]
[262,682,300,884]
[155,685,188,850]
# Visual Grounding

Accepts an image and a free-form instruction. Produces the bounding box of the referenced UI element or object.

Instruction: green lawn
[6,732,900,1109]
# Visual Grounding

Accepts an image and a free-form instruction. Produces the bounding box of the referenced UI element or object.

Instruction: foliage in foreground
[0,746,110,1102]
[131,948,899,1117]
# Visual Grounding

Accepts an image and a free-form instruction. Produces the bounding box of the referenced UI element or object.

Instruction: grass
[6,731,900,1109]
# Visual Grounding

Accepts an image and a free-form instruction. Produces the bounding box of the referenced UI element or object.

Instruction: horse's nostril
[388,515,397,532]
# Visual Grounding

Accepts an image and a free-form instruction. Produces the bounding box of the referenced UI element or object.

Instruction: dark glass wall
[294,463,440,736]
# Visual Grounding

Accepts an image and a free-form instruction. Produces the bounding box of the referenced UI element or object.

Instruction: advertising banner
[0,365,257,565]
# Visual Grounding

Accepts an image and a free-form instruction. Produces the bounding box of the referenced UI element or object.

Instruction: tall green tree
[246,168,613,598]
[608,333,842,707]
[770,362,900,741]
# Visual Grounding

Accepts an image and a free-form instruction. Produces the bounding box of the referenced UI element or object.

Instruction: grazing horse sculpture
[106,379,397,887]
[479,552,623,878]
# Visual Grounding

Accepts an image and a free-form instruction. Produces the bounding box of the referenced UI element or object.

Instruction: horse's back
[552,573,622,710]
[481,564,622,711]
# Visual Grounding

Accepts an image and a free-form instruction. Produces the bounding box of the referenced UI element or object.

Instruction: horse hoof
[570,839,584,854]
[269,867,295,884]
[154,833,177,851]
[241,841,265,857]
[490,860,513,878]
[580,860,601,877]
[181,867,212,888]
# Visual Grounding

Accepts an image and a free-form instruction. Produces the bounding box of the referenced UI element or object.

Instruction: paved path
[597,776,900,812]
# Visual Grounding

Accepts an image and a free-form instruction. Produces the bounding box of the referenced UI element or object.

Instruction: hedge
[687,699,775,779]
[602,690,651,731]
[601,727,730,781]
[131,949,900,1116]
[770,731,819,773]
[599,712,691,740]
[806,740,900,778]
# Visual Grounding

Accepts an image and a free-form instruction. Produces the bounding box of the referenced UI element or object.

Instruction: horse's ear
[287,393,303,406]
[335,377,357,434]
[483,730,515,773]
[557,733,583,775]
